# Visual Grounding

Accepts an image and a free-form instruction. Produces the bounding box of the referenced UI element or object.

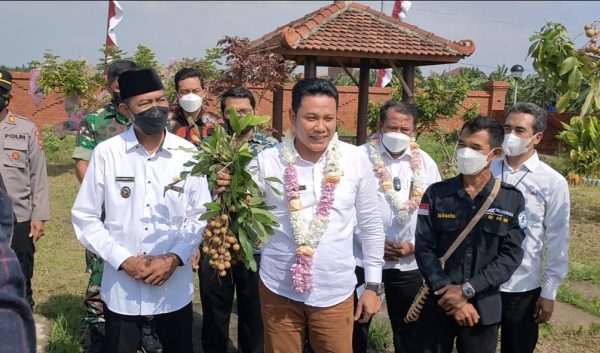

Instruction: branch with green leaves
[178,109,281,274]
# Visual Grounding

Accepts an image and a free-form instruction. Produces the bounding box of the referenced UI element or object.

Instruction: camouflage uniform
[73,103,129,326]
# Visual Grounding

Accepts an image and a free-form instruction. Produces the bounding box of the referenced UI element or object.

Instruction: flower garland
[368,137,424,224]
[282,131,341,293]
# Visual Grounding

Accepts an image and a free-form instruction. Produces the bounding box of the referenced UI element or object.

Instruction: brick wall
[9,71,511,137]
[243,84,392,133]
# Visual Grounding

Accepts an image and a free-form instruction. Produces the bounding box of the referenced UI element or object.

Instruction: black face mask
[112,91,124,108]
[225,119,253,136]
[0,95,9,111]
[133,106,169,135]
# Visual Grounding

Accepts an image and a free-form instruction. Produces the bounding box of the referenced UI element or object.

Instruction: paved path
[34,313,51,353]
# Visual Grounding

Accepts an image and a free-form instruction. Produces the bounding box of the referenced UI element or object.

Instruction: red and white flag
[375,0,412,88]
[105,0,123,61]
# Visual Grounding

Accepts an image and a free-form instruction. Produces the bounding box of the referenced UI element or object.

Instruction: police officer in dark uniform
[414,116,526,353]
[0,68,50,309]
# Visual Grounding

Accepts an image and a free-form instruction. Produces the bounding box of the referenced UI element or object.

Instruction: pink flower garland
[284,146,340,293]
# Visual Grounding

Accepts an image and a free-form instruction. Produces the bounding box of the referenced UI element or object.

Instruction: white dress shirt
[491,152,570,300]
[72,127,211,315]
[354,143,441,271]
[250,141,385,307]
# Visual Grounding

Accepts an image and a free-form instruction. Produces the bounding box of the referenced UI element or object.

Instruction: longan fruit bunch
[201,213,241,277]
[583,23,600,68]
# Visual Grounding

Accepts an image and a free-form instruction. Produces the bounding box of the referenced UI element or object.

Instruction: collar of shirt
[501,151,540,174]
[123,126,175,156]
[453,174,496,201]
[290,140,329,165]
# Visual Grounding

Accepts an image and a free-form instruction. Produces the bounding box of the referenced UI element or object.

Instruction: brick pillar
[482,81,510,116]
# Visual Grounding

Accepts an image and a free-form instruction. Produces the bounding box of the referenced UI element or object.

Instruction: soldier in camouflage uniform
[73,60,163,353]
[197,87,278,353]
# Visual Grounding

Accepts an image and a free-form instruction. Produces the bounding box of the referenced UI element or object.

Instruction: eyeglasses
[225,109,253,117]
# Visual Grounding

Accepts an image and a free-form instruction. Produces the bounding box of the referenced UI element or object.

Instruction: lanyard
[502,161,530,188]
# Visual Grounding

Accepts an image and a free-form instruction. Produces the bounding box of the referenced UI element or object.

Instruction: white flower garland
[367,139,424,224]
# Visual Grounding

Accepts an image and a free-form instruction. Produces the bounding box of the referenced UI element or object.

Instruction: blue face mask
[133,106,169,135]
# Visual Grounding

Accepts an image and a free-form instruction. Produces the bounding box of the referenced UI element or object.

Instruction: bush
[42,130,76,165]
[538,154,572,176]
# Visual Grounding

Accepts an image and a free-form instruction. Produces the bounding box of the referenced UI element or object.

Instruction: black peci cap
[118,68,163,100]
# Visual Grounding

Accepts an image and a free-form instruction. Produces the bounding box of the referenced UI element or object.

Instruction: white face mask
[381,132,412,153]
[179,93,203,113]
[502,133,535,156]
[457,147,493,175]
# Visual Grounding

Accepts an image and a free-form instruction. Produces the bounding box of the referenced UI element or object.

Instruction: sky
[1,1,595,76]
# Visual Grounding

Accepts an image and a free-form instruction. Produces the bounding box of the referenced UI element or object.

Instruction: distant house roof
[250,1,475,68]
[8,72,67,129]
[441,67,468,77]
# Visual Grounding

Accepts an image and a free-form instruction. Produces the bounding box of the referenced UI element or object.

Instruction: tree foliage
[162,49,224,103]
[33,51,105,111]
[211,36,295,99]
[529,20,600,176]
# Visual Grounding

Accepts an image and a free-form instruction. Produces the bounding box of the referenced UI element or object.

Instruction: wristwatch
[462,282,476,299]
[365,282,384,296]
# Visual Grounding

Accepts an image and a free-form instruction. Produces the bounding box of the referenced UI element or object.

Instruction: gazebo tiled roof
[249,1,475,68]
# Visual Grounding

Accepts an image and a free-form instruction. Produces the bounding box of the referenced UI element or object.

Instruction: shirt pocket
[432,218,462,233]
[3,139,28,169]
[481,217,509,237]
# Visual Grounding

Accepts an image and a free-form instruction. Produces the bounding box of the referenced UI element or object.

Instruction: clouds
[1,1,596,76]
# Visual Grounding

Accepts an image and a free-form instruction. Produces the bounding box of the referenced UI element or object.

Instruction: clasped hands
[121,253,180,286]
[435,284,480,327]
[384,241,414,261]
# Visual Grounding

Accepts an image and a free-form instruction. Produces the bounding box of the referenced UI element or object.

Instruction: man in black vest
[414,116,526,353]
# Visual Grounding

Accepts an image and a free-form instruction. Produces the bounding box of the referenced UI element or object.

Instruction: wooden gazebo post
[272,86,284,140]
[357,58,370,145]
[304,56,317,78]
[402,63,415,104]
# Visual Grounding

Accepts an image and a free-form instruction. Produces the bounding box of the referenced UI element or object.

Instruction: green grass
[568,263,600,285]
[536,323,600,353]
[557,285,600,318]
[367,321,393,353]
[34,132,600,352]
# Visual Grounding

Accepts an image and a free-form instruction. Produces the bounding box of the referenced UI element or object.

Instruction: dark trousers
[10,221,34,308]
[353,266,422,353]
[199,254,263,353]
[415,297,499,353]
[103,301,192,353]
[500,287,541,353]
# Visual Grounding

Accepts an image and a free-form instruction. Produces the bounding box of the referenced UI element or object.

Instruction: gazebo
[249,1,476,144]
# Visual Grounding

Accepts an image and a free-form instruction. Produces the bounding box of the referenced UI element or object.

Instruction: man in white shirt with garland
[492,102,570,353]
[246,78,385,353]
[353,100,441,353]
[72,68,211,353]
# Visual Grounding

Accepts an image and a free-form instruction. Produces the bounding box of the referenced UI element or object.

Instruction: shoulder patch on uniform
[7,115,16,124]
[518,211,527,229]
[418,203,429,216]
